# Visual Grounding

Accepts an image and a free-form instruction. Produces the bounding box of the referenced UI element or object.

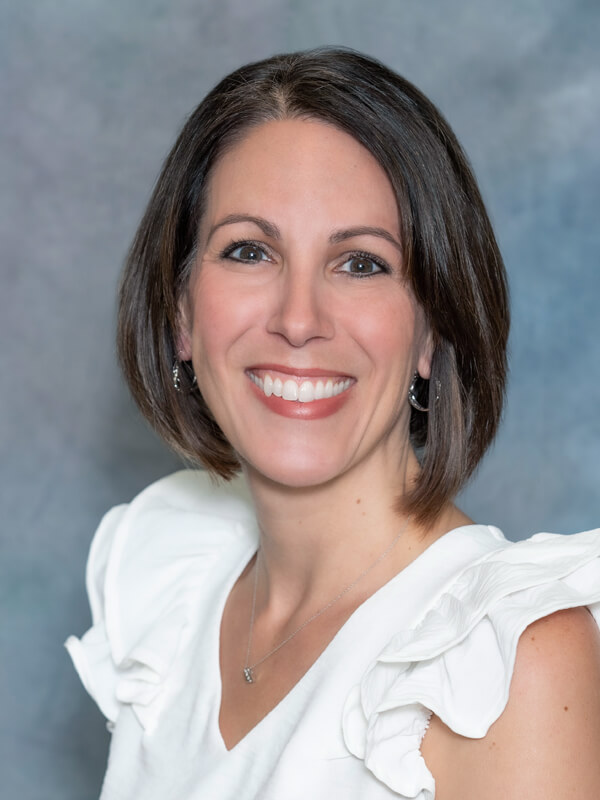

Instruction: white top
[66,471,600,800]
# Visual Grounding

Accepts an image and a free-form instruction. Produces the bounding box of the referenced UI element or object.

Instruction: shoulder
[342,526,600,798]
[66,469,257,727]
[84,470,257,623]
[423,606,600,799]
[92,469,255,567]
[119,468,255,522]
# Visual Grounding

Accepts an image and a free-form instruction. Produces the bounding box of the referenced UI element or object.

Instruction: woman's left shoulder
[423,604,600,799]
[342,526,600,799]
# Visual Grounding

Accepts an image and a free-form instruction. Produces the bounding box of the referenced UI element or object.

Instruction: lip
[246,365,355,420]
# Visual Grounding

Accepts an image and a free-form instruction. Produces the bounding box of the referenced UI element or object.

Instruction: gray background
[1,1,598,798]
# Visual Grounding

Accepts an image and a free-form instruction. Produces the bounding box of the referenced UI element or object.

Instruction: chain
[243,517,410,683]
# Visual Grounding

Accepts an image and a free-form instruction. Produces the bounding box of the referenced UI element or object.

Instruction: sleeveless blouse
[66,471,600,799]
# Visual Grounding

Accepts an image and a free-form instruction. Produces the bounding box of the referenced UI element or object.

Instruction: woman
[66,48,600,798]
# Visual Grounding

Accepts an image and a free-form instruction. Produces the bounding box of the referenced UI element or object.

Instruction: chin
[242,451,352,491]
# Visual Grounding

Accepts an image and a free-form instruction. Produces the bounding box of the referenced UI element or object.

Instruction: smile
[247,371,353,403]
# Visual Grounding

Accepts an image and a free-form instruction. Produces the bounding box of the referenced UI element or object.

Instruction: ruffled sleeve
[342,528,600,799]
[65,470,256,732]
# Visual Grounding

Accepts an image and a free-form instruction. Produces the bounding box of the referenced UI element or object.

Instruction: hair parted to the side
[117,47,509,525]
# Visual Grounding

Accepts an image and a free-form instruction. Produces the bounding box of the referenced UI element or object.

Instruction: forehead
[202,118,400,236]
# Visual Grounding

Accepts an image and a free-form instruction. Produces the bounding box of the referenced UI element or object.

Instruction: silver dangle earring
[407,372,429,412]
[172,359,198,393]
[172,360,182,392]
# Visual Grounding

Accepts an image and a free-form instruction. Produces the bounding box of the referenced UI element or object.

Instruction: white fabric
[66,471,600,799]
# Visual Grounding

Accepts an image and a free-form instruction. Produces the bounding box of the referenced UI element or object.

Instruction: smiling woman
[176,118,430,486]
[66,49,600,799]
[117,48,509,524]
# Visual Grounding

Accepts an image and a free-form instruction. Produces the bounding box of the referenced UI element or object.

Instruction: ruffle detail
[342,529,600,798]
[65,471,256,732]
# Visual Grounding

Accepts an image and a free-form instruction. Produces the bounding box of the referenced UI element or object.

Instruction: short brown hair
[117,47,509,524]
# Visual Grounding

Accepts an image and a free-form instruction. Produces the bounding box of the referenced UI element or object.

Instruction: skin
[422,607,600,799]
[178,118,600,794]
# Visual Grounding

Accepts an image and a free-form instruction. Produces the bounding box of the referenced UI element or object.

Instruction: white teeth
[250,372,351,403]
[282,379,298,401]
[298,381,315,403]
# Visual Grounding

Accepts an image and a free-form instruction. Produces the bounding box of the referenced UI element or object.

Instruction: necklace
[242,518,410,684]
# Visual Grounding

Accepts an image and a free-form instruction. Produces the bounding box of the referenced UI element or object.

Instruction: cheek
[188,269,258,367]
[186,272,228,368]
[351,294,418,365]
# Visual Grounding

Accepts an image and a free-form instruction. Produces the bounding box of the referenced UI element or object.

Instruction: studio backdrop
[1,1,598,798]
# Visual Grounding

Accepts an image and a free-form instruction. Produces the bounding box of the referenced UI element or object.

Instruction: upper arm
[421,607,600,800]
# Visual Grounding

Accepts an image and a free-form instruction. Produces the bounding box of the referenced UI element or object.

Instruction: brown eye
[224,243,269,263]
[340,254,387,276]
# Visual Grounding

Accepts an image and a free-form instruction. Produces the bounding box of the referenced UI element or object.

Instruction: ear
[175,295,193,361]
[416,319,434,381]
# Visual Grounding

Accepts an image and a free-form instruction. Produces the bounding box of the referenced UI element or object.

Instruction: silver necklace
[242,518,410,683]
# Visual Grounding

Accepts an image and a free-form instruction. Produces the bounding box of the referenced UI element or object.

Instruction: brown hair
[117,47,509,524]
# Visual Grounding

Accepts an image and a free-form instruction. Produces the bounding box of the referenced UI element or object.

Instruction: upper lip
[247,364,353,379]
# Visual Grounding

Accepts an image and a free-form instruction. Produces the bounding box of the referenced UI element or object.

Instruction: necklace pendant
[243,667,255,684]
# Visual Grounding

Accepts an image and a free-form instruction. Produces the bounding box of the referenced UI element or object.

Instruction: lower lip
[248,380,353,420]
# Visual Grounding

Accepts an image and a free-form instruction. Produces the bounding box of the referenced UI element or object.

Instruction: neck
[241,447,459,621]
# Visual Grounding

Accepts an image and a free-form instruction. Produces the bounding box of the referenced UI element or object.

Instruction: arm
[422,607,600,800]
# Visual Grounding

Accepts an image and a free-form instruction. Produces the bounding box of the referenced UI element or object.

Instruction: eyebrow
[207,214,402,252]
[207,214,281,242]
[329,225,402,253]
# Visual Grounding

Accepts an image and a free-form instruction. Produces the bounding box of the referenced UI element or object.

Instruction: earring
[172,359,198,392]
[172,360,182,392]
[408,372,429,412]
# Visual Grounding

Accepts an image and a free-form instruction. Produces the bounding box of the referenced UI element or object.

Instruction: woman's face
[179,118,432,489]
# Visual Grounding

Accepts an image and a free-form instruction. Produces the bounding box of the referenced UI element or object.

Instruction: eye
[221,241,270,263]
[338,253,389,277]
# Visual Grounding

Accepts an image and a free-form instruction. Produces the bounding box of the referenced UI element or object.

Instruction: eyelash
[339,251,391,278]
[219,240,391,278]
[220,240,271,262]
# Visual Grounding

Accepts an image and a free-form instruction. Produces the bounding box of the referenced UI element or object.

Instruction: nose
[266,266,334,347]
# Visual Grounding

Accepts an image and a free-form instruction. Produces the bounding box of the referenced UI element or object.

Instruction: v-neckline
[212,522,500,754]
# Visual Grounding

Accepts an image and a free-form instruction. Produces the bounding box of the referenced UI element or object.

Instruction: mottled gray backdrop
[1,1,598,797]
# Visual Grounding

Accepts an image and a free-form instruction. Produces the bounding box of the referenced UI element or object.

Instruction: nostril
[267,286,333,346]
